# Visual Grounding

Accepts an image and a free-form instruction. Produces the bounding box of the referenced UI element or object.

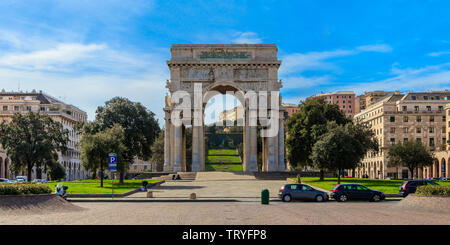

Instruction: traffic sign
[109,153,117,172]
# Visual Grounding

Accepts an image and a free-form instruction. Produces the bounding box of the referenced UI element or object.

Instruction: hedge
[0,183,52,195]
[415,185,450,197]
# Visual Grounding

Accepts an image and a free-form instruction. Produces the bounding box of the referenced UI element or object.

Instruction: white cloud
[0,43,106,71]
[282,75,332,90]
[336,63,450,94]
[280,49,355,75]
[428,51,450,57]
[231,32,262,44]
[356,44,393,53]
[280,44,392,75]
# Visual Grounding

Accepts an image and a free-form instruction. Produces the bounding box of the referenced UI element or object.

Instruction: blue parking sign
[109,153,117,172]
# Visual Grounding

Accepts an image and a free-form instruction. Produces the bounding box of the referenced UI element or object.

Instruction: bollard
[146,191,153,198]
[261,189,269,205]
[190,193,197,200]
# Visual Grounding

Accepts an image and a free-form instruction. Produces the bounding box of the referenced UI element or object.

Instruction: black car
[331,184,385,202]
[399,180,439,197]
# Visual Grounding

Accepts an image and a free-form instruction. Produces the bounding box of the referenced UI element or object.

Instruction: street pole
[112,173,114,199]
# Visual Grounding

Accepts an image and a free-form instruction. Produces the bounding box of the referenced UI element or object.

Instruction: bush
[415,185,450,196]
[0,183,52,195]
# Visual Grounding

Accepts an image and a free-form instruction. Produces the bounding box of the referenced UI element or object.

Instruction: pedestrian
[297,173,301,183]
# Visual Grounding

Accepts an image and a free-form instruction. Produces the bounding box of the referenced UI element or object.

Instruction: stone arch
[4,158,9,179]
[433,158,439,178]
[441,158,446,178]
[163,44,285,173]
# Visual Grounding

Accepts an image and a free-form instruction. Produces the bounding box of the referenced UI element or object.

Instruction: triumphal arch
[163,44,286,172]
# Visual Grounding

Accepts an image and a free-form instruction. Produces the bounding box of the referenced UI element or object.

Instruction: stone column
[173,125,183,172]
[278,114,285,171]
[163,118,171,172]
[248,125,258,172]
[191,126,202,172]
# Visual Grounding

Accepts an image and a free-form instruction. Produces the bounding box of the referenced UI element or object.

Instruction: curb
[66,180,165,198]
[68,198,283,203]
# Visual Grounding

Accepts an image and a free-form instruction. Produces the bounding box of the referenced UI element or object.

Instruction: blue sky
[0,0,449,125]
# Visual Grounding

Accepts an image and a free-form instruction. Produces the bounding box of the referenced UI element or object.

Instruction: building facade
[353,91,450,179]
[282,103,300,118]
[307,91,356,118]
[0,90,88,181]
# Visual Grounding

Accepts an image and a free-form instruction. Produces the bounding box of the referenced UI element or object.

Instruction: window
[14,106,19,111]
[390,138,396,144]
[429,127,434,133]
[443,127,446,133]
[416,116,421,122]
[390,116,395,122]
[429,138,435,147]
[430,116,434,122]
[424,96,429,100]
[26,106,31,111]
[426,106,431,111]
[403,116,408,122]
[416,127,422,133]
[356,185,368,191]
[289,185,299,190]
[390,127,395,133]
[40,107,46,111]
[404,127,409,133]
[2,106,7,111]
[402,106,407,111]
[404,138,408,142]
[439,106,444,111]
[415,106,419,111]
[443,116,446,122]
[416,138,421,142]
[412,96,417,100]
[301,185,313,191]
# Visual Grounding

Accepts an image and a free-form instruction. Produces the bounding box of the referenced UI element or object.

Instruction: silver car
[279,184,329,202]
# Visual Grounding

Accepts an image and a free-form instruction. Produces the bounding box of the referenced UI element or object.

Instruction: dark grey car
[278,184,329,202]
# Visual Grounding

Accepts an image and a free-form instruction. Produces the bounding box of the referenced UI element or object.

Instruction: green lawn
[206,148,242,171]
[205,164,243,172]
[206,155,242,164]
[297,177,450,194]
[208,149,238,155]
[43,179,161,194]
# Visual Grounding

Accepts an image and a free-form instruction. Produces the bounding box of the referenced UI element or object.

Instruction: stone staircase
[153,172,198,181]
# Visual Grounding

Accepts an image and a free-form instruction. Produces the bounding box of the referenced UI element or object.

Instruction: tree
[93,97,160,183]
[285,98,351,179]
[311,122,378,184]
[80,124,126,187]
[47,161,66,181]
[0,112,68,181]
[150,130,165,171]
[388,140,434,179]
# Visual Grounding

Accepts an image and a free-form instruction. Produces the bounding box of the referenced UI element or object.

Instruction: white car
[0,178,10,183]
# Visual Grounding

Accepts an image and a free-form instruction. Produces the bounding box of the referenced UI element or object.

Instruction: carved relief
[181,68,214,80]
[234,69,268,80]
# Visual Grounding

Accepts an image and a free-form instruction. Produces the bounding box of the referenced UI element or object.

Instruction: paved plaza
[1,172,449,225]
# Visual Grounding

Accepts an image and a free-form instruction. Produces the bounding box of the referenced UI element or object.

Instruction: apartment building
[432,103,450,179]
[353,91,450,179]
[282,103,300,118]
[0,90,88,181]
[307,91,356,118]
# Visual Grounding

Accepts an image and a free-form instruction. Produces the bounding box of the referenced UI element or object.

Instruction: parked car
[15,176,27,182]
[331,184,385,202]
[279,184,329,202]
[31,179,47,183]
[399,180,439,197]
[0,178,10,183]
[441,178,450,181]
